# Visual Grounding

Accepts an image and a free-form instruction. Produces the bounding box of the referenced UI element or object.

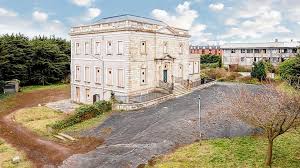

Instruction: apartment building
[70,14,200,104]
[221,40,299,67]
[190,45,223,56]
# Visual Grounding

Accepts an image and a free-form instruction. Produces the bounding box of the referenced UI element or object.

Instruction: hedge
[50,101,112,130]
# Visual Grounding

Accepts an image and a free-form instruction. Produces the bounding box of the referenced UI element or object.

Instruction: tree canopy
[0,34,70,87]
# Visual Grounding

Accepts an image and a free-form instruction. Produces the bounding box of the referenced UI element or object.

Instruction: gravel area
[60,82,263,168]
[45,99,79,113]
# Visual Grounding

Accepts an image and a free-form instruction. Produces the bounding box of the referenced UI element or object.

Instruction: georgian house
[70,14,200,104]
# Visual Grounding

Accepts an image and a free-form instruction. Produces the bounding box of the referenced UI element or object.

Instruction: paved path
[61,83,262,168]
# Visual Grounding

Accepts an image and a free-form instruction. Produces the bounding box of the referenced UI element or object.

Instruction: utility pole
[198,95,202,145]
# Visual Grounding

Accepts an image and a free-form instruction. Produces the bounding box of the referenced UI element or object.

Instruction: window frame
[75,65,81,81]
[94,66,101,85]
[84,66,91,83]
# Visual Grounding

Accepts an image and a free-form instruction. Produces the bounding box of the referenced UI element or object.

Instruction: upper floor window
[117,41,123,55]
[141,41,147,54]
[247,49,253,53]
[292,48,297,53]
[283,49,288,53]
[254,49,260,53]
[107,41,112,55]
[241,49,246,53]
[231,49,236,53]
[95,67,101,84]
[75,66,80,81]
[95,42,101,55]
[84,42,90,55]
[163,42,168,54]
[262,49,267,53]
[179,43,183,54]
[75,43,80,54]
[84,66,90,82]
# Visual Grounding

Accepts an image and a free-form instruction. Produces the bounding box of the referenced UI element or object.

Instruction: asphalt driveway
[60,82,262,168]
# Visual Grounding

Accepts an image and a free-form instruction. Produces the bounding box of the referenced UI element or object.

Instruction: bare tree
[231,85,300,166]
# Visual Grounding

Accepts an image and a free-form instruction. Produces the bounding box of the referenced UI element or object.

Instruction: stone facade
[70,15,200,104]
[221,41,300,67]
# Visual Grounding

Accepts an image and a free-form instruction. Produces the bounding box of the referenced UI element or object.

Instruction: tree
[231,86,300,166]
[251,61,267,81]
[279,55,300,79]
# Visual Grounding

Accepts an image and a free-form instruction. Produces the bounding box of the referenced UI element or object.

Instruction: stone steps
[173,84,190,97]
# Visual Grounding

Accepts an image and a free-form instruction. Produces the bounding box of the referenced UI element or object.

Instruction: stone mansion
[70,14,200,104]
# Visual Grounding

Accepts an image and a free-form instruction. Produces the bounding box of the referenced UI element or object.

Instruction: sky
[0,0,300,45]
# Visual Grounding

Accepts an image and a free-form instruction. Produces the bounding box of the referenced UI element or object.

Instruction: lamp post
[198,95,202,145]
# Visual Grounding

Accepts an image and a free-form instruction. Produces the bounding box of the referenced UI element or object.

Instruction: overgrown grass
[0,138,32,168]
[13,107,66,137]
[21,83,69,93]
[148,130,300,168]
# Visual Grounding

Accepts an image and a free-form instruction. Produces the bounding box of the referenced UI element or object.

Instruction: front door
[163,70,168,83]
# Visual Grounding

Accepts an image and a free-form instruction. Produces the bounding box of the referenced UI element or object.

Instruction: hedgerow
[50,101,112,130]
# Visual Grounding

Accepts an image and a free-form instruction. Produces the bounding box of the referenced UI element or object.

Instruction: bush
[200,55,222,68]
[202,68,227,80]
[50,101,112,130]
[279,55,300,79]
[0,80,4,94]
[200,63,219,69]
[236,66,252,72]
[251,61,267,81]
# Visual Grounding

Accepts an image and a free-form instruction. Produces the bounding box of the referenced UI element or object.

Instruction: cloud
[209,3,224,12]
[151,1,198,30]
[224,18,238,26]
[0,7,17,17]
[0,9,67,39]
[84,8,101,20]
[151,1,212,44]
[32,11,48,22]
[221,2,291,40]
[71,0,94,7]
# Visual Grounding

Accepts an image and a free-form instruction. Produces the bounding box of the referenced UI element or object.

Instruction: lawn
[147,130,300,168]
[13,106,112,138]
[0,138,32,168]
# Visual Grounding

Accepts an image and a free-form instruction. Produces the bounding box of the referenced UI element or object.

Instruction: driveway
[60,82,262,168]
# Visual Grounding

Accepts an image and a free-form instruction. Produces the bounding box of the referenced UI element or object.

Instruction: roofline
[71,14,189,31]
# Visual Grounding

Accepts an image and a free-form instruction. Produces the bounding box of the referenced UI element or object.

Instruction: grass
[0,138,32,168]
[21,83,69,93]
[13,107,66,137]
[148,130,300,168]
[13,106,113,138]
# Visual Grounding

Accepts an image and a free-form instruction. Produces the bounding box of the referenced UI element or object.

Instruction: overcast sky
[0,0,300,44]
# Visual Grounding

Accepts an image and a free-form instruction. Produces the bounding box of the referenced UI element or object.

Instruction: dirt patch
[0,86,103,167]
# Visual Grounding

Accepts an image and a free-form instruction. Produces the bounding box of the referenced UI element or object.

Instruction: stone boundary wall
[114,81,216,111]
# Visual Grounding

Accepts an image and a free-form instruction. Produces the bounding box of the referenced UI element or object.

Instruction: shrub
[236,66,252,72]
[50,101,112,130]
[279,55,300,79]
[263,61,275,73]
[200,63,219,69]
[200,54,221,64]
[202,68,227,80]
[251,61,267,81]
[0,80,5,94]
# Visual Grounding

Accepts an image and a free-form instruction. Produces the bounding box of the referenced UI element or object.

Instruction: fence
[286,76,300,89]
